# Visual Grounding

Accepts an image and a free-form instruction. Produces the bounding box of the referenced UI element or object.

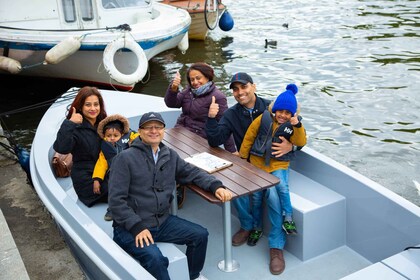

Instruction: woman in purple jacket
[164,62,236,153]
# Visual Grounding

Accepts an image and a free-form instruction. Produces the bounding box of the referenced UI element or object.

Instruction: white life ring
[103,36,148,85]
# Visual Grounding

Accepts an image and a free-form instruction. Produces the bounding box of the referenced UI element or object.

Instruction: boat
[30,88,420,279]
[158,0,232,40]
[0,0,191,91]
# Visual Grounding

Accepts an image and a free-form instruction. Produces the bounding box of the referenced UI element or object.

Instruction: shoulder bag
[52,152,73,177]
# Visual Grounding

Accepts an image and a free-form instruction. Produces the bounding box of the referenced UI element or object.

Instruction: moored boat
[159,0,232,40]
[30,88,420,279]
[0,0,191,91]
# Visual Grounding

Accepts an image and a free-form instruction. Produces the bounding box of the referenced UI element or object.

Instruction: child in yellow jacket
[92,114,138,221]
[240,84,306,236]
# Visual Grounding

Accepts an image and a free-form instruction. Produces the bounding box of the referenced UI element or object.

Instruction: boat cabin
[0,0,155,30]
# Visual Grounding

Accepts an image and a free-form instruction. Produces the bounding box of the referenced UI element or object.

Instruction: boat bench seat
[342,243,420,279]
[153,243,189,280]
[56,177,189,280]
[284,169,346,261]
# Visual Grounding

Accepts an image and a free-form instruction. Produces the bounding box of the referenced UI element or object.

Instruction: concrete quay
[0,126,84,280]
[0,208,29,280]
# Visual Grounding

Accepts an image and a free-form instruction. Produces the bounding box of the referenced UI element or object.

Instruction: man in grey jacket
[109,112,232,280]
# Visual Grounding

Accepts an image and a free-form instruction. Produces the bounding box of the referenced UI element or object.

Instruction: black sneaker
[104,208,112,221]
[282,221,297,235]
[247,229,263,246]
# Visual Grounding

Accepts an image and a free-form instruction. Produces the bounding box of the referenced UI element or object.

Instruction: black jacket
[205,94,271,150]
[53,119,106,207]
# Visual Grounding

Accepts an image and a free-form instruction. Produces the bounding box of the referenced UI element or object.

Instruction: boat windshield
[102,0,150,9]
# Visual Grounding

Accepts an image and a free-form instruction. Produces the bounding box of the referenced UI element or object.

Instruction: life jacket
[101,131,132,168]
[250,110,297,165]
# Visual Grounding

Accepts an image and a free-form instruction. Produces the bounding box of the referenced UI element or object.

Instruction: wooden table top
[163,127,280,203]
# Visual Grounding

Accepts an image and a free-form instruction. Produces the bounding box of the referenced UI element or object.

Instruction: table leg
[217,201,239,272]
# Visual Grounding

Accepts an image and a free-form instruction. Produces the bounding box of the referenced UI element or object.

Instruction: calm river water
[0,0,419,206]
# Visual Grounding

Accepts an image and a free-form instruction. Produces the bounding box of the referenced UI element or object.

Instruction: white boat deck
[56,159,420,279]
[179,189,371,280]
[34,90,420,279]
[58,176,372,280]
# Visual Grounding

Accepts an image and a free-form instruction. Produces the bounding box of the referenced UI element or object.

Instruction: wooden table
[163,127,279,272]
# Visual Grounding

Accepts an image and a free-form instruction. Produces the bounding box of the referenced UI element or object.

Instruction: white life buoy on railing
[103,36,148,85]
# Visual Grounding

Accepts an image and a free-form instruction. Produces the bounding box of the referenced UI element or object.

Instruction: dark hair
[186,62,214,86]
[67,86,107,125]
[103,120,124,136]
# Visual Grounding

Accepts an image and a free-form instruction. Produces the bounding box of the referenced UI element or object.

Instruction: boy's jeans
[272,168,293,220]
[233,186,286,250]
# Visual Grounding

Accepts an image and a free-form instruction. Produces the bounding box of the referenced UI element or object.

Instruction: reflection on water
[0,0,419,206]
[144,0,420,206]
[135,37,236,97]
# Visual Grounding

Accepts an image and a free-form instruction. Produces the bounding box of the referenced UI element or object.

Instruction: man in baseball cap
[206,72,296,275]
[138,112,166,128]
[110,111,232,280]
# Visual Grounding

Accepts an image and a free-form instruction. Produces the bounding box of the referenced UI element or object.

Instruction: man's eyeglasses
[140,125,165,131]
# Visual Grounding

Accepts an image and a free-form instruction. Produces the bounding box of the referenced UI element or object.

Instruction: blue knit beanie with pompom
[272,84,298,115]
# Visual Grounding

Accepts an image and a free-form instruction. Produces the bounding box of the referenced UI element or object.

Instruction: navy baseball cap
[139,112,166,128]
[229,72,253,89]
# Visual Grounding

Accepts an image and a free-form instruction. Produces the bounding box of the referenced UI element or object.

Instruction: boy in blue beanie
[239,84,307,236]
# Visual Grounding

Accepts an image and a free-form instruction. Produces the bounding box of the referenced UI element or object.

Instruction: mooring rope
[0,88,78,178]
[0,89,78,117]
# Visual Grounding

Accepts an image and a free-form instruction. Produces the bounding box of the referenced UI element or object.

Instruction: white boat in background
[30,88,420,279]
[0,0,190,91]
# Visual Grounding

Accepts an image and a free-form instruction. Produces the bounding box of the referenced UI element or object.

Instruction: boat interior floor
[58,176,372,280]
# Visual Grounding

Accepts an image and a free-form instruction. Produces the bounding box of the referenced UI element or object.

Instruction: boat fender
[45,36,82,65]
[15,145,30,176]
[177,32,189,54]
[103,36,148,85]
[219,10,234,31]
[0,56,22,74]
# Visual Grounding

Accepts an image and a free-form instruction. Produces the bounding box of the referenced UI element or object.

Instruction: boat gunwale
[29,91,173,279]
[0,26,190,51]
[0,3,191,51]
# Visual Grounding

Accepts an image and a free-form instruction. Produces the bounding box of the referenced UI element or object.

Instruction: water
[0,0,419,206]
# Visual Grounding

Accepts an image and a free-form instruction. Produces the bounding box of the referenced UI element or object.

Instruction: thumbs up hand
[290,113,299,126]
[208,96,219,118]
[69,107,83,124]
[170,71,181,92]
